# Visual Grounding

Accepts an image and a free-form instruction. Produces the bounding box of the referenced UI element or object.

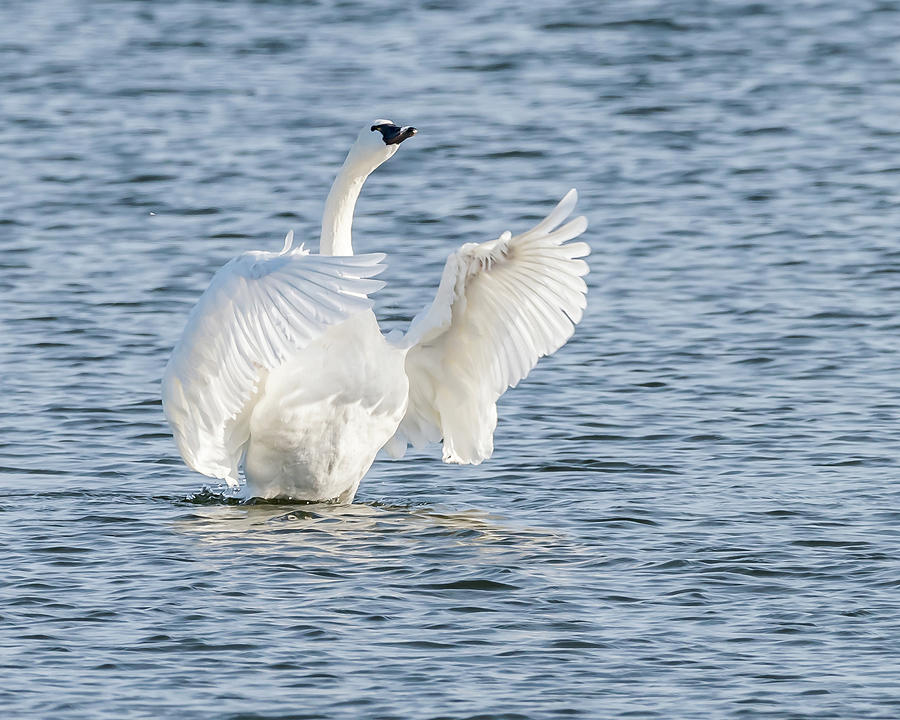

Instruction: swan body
[243,311,407,500]
[162,120,589,501]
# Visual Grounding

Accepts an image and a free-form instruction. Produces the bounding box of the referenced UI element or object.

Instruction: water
[2,0,900,717]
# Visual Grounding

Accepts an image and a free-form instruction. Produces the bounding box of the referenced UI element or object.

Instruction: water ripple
[3,0,900,718]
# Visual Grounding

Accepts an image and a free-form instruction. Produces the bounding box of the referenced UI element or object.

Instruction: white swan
[162,120,589,501]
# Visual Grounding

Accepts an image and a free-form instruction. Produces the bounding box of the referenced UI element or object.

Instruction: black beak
[372,123,418,145]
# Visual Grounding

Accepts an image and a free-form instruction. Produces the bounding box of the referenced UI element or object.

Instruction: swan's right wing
[385,189,589,464]
[162,244,386,486]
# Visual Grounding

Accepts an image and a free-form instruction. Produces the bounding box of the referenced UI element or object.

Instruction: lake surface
[3,1,900,718]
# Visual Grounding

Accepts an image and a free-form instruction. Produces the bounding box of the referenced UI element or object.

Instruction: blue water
[3,1,900,718]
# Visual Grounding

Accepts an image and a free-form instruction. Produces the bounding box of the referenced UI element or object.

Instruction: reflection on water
[177,492,564,555]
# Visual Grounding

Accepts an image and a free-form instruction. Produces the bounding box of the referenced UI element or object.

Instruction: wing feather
[387,190,589,464]
[162,246,386,485]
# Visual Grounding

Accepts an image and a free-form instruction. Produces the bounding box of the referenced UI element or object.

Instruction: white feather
[162,119,589,501]
[387,189,589,465]
[162,245,386,486]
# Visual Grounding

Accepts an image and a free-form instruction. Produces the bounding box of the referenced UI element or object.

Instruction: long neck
[319,156,373,256]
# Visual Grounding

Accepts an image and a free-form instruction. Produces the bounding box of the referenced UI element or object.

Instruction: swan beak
[375,123,418,145]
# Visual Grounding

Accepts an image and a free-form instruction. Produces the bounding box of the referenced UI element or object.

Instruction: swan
[162,119,589,502]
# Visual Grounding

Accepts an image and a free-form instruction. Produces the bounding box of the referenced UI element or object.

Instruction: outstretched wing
[162,240,387,485]
[384,189,589,464]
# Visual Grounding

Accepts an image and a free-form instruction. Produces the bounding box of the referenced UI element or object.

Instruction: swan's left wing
[162,242,386,486]
[384,189,589,464]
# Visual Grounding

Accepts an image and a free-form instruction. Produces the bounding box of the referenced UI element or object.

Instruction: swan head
[345,119,417,173]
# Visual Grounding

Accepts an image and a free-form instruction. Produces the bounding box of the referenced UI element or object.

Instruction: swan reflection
[174,491,562,557]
